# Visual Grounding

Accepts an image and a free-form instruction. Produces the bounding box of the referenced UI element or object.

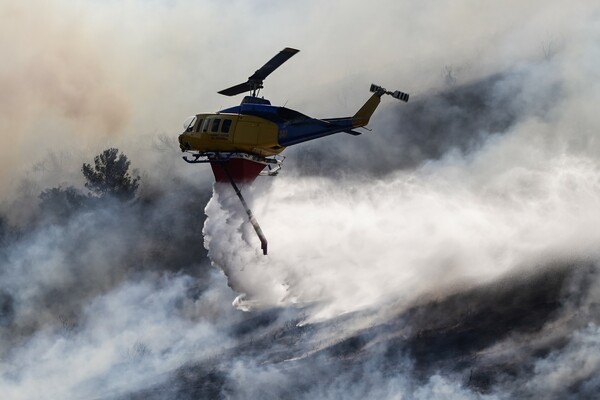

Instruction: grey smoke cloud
[2,0,590,191]
[202,0,600,322]
[2,0,600,399]
[0,272,243,400]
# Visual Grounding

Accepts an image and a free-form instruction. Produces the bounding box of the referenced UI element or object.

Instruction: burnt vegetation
[0,148,211,346]
[119,263,598,400]
[2,69,596,399]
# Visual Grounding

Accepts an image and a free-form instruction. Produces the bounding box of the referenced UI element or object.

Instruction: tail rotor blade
[392,90,409,102]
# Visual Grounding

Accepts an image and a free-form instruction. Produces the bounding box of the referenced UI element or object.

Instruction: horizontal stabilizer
[344,129,363,136]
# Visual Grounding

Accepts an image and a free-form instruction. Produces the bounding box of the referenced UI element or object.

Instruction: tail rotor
[370,83,409,102]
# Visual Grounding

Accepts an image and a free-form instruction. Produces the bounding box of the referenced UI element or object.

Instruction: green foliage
[82,148,140,201]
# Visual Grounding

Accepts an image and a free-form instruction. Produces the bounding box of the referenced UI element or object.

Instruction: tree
[82,148,140,201]
[39,186,86,220]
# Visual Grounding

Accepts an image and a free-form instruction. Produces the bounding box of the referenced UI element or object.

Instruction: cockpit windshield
[183,116,197,131]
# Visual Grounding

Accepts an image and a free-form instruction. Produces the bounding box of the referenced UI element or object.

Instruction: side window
[211,118,221,133]
[203,118,211,132]
[221,119,232,133]
[195,118,204,133]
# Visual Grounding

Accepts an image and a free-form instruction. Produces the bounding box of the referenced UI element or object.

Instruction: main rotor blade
[217,47,300,96]
[218,81,254,97]
[248,47,299,82]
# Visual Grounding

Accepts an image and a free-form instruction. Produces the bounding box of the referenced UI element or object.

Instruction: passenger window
[221,119,232,133]
[211,119,221,133]
[195,118,203,132]
[203,118,211,132]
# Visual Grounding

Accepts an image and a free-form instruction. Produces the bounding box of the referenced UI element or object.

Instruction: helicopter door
[234,119,259,146]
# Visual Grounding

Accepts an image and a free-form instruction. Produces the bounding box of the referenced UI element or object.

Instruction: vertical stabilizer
[352,84,409,128]
[352,93,383,127]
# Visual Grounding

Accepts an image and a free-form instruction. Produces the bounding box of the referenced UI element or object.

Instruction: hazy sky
[2,0,593,191]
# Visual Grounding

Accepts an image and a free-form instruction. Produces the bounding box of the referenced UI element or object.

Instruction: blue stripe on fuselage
[278,118,354,146]
[219,101,356,147]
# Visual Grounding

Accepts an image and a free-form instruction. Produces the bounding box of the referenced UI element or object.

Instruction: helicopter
[179,47,409,255]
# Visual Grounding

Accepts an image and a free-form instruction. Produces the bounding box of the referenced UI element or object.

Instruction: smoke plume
[2,0,600,399]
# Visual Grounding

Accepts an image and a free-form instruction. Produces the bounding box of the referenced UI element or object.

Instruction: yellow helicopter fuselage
[177,46,410,256]
[179,113,284,157]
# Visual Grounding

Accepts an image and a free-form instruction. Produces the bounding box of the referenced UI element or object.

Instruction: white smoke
[0,272,239,400]
[197,4,600,392]
[204,0,600,322]
[3,0,600,398]
[205,151,600,322]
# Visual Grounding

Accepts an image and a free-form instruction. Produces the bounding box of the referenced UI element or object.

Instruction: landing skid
[182,151,285,169]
